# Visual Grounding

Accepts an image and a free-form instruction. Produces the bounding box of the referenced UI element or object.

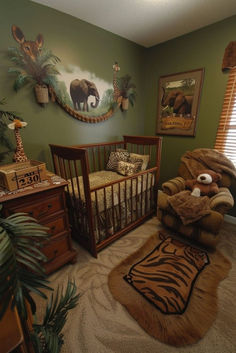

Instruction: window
[215,68,236,166]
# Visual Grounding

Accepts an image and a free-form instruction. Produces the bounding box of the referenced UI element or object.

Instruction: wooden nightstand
[0,172,77,275]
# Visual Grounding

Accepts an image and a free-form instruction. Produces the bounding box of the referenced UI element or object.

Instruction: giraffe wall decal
[112,61,121,102]
[8,119,28,163]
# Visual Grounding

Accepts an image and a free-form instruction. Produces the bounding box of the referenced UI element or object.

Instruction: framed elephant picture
[156,68,204,136]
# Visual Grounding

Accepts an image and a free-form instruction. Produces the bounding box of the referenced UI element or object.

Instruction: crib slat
[73,160,81,199]
[98,146,101,170]
[94,190,102,243]
[131,178,133,222]
[58,156,65,179]
[148,145,151,158]
[118,182,122,228]
[68,160,75,195]
[146,172,150,214]
[136,175,138,220]
[104,146,107,169]
[150,172,154,211]
[111,184,115,233]
[141,174,144,217]
[103,187,109,237]
[125,180,128,226]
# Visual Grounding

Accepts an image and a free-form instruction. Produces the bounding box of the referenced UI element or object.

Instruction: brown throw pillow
[106,151,130,171]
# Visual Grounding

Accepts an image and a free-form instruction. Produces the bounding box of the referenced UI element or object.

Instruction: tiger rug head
[124,237,209,315]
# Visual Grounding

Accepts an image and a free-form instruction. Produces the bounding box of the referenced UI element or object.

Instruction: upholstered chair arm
[209,187,234,214]
[162,176,185,195]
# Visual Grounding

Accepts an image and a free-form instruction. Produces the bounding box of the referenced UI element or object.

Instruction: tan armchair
[157,149,235,248]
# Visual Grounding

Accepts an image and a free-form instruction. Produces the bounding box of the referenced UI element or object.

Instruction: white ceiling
[31,0,236,48]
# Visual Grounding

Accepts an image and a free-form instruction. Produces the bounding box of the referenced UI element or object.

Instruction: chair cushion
[157,209,221,248]
[158,190,223,234]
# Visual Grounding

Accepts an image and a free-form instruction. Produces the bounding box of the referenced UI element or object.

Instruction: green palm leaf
[31,280,79,353]
[117,74,137,106]
[0,211,52,319]
[8,46,61,92]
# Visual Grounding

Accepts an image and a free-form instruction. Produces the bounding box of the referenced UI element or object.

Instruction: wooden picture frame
[156,68,204,136]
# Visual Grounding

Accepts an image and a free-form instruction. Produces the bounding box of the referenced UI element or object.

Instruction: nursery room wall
[143,15,236,216]
[0,0,145,169]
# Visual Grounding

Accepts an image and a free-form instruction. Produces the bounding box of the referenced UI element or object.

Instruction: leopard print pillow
[129,157,143,172]
[129,153,150,171]
[117,161,136,176]
[106,151,130,171]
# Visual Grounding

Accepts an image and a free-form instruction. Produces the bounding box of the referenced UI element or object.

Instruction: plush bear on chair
[157,149,235,248]
[185,169,221,197]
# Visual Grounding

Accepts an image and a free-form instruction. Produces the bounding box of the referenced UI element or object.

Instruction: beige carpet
[35,218,236,353]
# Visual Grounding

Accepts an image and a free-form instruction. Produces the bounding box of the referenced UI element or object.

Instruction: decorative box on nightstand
[0,172,77,275]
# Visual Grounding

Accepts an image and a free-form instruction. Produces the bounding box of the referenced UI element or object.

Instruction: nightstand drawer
[7,194,63,220]
[1,177,77,274]
[43,215,67,236]
[42,235,70,262]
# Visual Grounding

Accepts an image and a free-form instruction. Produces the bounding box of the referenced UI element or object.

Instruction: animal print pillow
[117,161,136,176]
[106,151,130,171]
[129,157,143,172]
[129,153,150,171]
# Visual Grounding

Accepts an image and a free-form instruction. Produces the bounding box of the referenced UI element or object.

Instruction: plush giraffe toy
[8,119,28,163]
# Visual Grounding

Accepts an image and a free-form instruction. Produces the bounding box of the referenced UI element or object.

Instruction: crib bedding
[67,170,154,213]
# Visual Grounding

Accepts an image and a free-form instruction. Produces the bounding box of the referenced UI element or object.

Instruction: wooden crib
[49,135,162,257]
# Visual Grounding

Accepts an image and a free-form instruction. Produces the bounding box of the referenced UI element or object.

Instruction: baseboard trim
[224,214,236,224]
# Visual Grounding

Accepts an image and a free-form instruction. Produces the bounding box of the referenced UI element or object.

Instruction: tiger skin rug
[108,231,231,347]
[124,236,209,315]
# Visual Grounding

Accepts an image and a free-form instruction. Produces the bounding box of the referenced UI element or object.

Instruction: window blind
[215,67,236,166]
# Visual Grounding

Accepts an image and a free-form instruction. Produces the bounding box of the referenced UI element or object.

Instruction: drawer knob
[38,204,53,217]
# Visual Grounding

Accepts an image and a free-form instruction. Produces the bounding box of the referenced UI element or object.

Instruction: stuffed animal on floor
[185,169,222,197]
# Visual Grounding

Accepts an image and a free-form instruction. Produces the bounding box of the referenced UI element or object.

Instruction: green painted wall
[0,0,145,170]
[0,1,235,215]
[143,15,236,216]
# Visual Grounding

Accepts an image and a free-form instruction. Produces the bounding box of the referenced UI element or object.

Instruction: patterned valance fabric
[222,41,236,72]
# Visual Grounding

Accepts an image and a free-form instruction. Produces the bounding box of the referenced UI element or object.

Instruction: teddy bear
[185,169,222,197]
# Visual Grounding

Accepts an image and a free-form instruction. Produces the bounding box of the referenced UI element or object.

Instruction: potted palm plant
[0,207,79,352]
[117,74,137,111]
[8,47,60,104]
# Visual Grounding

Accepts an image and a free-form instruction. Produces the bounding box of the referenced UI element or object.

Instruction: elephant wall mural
[70,79,100,112]
[156,69,204,136]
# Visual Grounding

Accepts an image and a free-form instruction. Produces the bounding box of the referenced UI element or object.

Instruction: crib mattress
[67,170,154,212]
